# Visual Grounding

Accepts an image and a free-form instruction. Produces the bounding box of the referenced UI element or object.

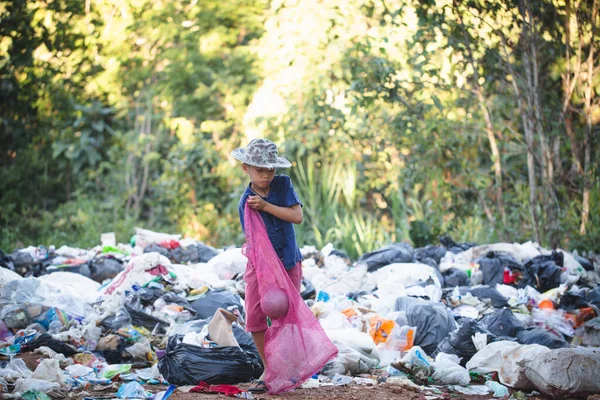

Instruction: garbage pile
[0,230,599,399]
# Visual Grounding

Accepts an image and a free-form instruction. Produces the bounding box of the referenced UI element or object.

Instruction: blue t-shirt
[239,174,303,270]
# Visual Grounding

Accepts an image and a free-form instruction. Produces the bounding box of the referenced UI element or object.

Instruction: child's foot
[248,380,267,393]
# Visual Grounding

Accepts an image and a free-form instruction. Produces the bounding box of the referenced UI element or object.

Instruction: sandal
[248,380,267,393]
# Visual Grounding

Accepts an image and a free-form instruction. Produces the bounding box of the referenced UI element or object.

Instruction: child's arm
[247,196,303,224]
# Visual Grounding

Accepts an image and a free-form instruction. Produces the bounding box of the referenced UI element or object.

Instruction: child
[231,138,304,393]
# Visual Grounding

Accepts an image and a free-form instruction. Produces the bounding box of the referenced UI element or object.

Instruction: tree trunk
[452,2,506,230]
[499,29,542,243]
[520,0,558,246]
[562,0,584,174]
[476,88,506,226]
[580,0,597,235]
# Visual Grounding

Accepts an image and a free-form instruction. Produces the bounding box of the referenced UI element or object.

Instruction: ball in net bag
[261,288,289,319]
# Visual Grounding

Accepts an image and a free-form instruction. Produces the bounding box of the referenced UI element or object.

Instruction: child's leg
[243,263,268,381]
[252,330,267,378]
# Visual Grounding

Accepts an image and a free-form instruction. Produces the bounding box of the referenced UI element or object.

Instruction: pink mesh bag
[242,204,338,394]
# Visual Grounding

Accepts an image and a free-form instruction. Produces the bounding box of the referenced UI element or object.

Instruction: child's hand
[247,195,268,211]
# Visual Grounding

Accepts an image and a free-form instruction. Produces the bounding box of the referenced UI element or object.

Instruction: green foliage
[1,0,598,255]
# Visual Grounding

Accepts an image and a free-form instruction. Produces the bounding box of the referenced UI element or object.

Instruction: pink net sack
[242,204,338,394]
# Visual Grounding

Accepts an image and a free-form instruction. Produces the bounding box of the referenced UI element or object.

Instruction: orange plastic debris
[565,307,596,329]
[538,299,554,310]
[369,316,396,345]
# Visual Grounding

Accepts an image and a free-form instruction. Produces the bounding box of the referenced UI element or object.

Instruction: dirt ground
[74,382,549,400]
[7,353,550,400]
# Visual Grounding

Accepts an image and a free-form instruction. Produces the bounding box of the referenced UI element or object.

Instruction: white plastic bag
[134,227,181,249]
[66,364,94,377]
[399,345,432,370]
[14,378,60,393]
[208,247,247,280]
[324,329,380,376]
[0,358,32,382]
[102,252,172,295]
[466,341,518,374]
[466,341,551,389]
[531,308,574,337]
[0,267,22,285]
[431,353,470,386]
[377,324,416,367]
[31,359,66,384]
[38,272,101,304]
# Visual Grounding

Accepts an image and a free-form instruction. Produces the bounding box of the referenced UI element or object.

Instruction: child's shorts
[243,260,302,332]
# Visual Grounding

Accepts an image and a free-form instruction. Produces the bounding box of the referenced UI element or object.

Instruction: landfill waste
[486,380,510,397]
[520,347,600,399]
[0,231,598,398]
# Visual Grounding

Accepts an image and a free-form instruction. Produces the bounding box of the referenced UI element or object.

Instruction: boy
[231,138,304,393]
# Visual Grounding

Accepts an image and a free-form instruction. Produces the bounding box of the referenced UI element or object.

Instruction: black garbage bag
[133,287,164,306]
[357,243,414,272]
[0,250,15,271]
[158,335,262,385]
[301,278,316,300]
[417,257,439,269]
[587,287,600,308]
[575,317,600,347]
[574,255,594,272]
[347,291,369,301]
[144,244,171,258]
[522,251,563,293]
[443,268,469,288]
[171,243,220,264]
[189,289,245,320]
[22,333,77,357]
[177,318,261,362]
[124,304,169,334]
[439,236,476,254]
[516,327,568,349]
[479,309,525,338]
[11,250,34,269]
[559,290,590,311]
[436,319,495,366]
[414,245,448,266]
[46,263,93,280]
[162,292,197,314]
[101,307,133,331]
[330,249,351,261]
[475,252,523,286]
[89,256,124,283]
[393,296,456,355]
[458,286,509,308]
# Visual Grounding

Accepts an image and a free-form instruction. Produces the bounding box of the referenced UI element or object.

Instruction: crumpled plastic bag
[31,359,65,385]
[209,247,247,280]
[322,331,380,376]
[116,381,152,399]
[0,358,33,382]
[14,378,60,394]
[516,327,568,349]
[436,319,496,365]
[466,341,550,389]
[357,243,414,272]
[394,296,457,355]
[431,353,470,386]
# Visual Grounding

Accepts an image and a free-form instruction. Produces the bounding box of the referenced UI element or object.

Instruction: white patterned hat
[231,138,292,169]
